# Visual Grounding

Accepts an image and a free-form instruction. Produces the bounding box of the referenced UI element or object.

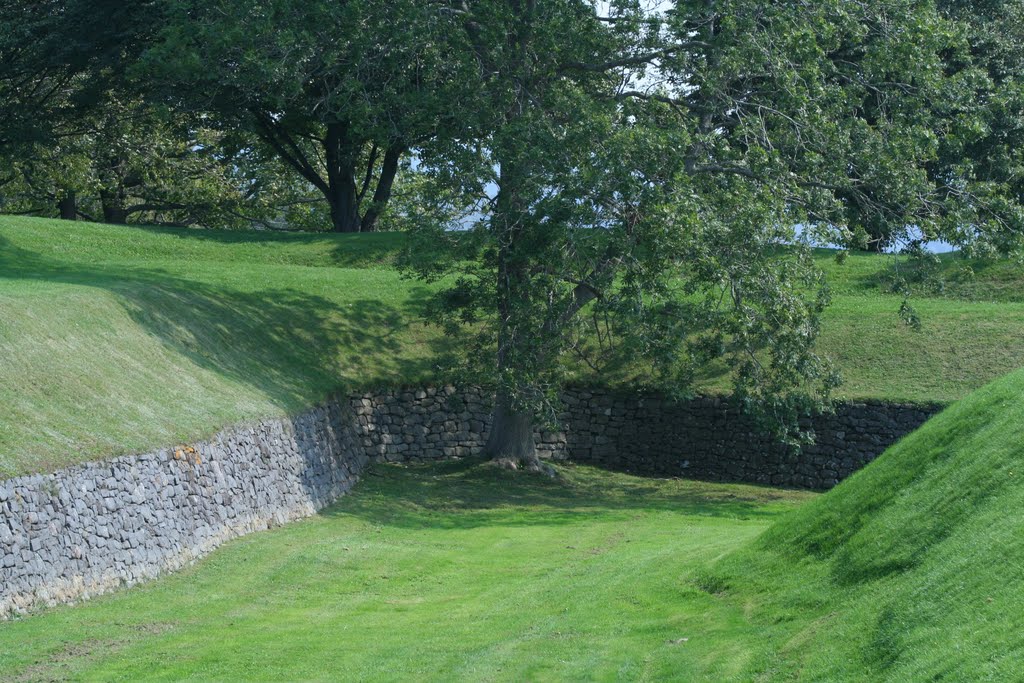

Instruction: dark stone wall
[1,385,941,617]
[550,391,942,489]
[348,386,941,489]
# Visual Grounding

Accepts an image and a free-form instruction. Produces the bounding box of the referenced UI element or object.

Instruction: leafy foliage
[2,0,1022,450]
[1,96,259,227]
[930,0,1024,256]
[406,0,1019,446]
[143,0,469,232]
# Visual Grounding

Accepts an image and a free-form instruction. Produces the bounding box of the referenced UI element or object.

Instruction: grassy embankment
[2,215,1023,477]
[709,364,1024,680]
[2,367,1023,679]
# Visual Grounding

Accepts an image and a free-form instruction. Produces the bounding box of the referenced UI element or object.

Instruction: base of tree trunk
[484,398,556,477]
[58,192,77,221]
[490,455,556,477]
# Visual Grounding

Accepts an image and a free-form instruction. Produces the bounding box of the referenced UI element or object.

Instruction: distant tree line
[1,1,1017,243]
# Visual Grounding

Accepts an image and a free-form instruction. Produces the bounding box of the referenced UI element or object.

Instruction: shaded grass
[2,216,1024,476]
[812,247,1024,303]
[0,462,814,682]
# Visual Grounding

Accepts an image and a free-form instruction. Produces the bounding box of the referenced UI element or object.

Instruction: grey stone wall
[1,385,940,618]
[353,386,491,462]
[1,401,367,618]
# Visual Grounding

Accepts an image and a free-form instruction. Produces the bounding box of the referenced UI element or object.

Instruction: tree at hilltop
[3,95,262,227]
[144,0,469,233]
[0,1,253,226]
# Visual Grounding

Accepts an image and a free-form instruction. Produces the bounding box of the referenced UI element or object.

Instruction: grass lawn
[0,218,443,477]
[706,365,1024,680]
[0,462,815,682]
[6,366,1021,681]
[2,215,1024,477]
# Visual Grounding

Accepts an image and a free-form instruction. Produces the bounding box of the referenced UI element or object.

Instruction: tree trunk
[360,144,404,233]
[100,189,128,224]
[327,181,361,233]
[58,191,76,220]
[481,159,550,473]
[484,390,541,469]
[325,122,362,233]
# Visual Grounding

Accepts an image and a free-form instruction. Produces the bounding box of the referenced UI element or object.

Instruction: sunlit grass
[705,366,1024,680]
[0,463,814,682]
[6,361,1022,681]
[2,215,1023,476]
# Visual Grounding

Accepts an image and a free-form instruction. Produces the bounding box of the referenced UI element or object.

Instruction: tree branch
[251,111,330,196]
[685,161,758,179]
[361,143,405,232]
[357,143,380,203]
[616,90,688,108]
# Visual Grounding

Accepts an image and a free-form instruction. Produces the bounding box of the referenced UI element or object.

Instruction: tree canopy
[402,0,1023,465]
[0,0,256,224]
[141,0,469,232]
[1,0,1021,464]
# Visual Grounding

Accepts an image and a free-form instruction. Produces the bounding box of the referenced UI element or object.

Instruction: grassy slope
[3,215,1024,476]
[0,464,814,682]
[0,218,440,476]
[816,247,1024,303]
[710,366,1024,680]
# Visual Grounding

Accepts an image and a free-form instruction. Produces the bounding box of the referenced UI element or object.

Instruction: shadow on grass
[0,234,443,411]
[323,458,808,530]
[839,250,1024,303]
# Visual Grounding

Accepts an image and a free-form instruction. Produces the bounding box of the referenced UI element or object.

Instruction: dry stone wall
[1,385,940,617]
[1,401,366,618]
[353,387,940,490]
[552,391,941,489]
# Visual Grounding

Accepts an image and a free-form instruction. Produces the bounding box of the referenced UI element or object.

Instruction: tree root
[491,456,558,478]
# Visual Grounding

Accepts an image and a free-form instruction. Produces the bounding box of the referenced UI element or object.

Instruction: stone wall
[1,401,367,618]
[552,391,942,489]
[1,385,941,617]
[351,386,940,490]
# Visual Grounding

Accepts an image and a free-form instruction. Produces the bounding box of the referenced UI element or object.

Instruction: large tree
[145,0,465,232]
[927,0,1024,255]
[830,0,1024,251]
[2,95,262,227]
[405,0,1022,469]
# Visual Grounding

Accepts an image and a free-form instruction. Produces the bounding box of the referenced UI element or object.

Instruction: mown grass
[3,218,409,270]
[2,369,1023,680]
[704,365,1024,680]
[0,218,443,477]
[2,215,1024,477]
[0,463,814,682]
